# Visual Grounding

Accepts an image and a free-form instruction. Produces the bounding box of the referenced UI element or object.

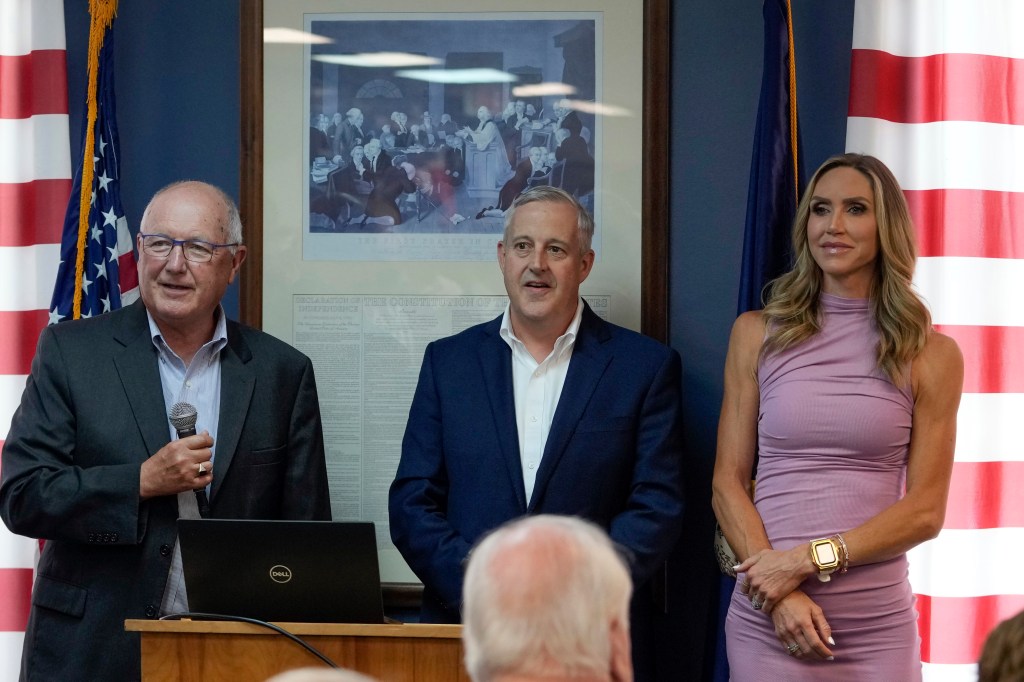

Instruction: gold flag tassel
[72,0,119,319]
[785,0,799,203]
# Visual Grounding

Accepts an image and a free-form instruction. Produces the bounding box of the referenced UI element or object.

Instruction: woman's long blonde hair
[760,153,930,385]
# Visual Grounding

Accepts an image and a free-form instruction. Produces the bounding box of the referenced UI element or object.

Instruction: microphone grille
[168,401,198,431]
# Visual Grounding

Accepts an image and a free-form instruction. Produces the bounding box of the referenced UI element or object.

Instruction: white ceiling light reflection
[396,68,517,84]
[313,52,441,68]
[264,27,332,44]
[512,82,577,97]
[563,99,633,117]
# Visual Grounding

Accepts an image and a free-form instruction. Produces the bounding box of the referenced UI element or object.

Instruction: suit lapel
[478,319,528,512]
[112,302,174,460]
[528,305,612,511]
[210,321,255,501]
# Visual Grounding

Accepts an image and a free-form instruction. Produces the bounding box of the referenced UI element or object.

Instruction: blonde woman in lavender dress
[713,154,963,680]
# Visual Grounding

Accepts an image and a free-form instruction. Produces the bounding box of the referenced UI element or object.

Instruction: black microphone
[168,401,210,518]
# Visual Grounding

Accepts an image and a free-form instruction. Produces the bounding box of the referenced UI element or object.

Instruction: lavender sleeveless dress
[725,294,921,681]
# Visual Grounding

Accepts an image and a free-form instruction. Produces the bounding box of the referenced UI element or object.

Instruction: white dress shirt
[499,299,584,503]
[151,307,228,616]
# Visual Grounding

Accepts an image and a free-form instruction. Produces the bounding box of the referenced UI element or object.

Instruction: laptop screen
[178,519,384,624]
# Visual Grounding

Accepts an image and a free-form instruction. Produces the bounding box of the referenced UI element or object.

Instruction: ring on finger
[751,598,763,610]
[786,642,799,654]
[197,462,207,475]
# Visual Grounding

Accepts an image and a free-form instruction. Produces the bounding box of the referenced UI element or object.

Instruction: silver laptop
[178,519,385,623]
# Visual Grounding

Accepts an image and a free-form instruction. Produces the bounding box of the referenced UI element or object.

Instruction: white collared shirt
[149,308,228,455]
[499,299,584,504]
[150,306,229,616]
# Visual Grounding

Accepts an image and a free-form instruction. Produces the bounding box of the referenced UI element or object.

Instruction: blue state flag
[736,0,805,315]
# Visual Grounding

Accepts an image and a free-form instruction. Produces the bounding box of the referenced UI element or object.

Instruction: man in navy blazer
[0,181,330,680]
[389,187,685,669]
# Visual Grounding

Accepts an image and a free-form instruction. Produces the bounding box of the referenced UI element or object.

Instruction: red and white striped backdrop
[849,1,1024,680]
[0,0,69,677]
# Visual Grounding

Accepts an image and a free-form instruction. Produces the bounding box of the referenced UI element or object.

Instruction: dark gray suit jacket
[0,300,330,681]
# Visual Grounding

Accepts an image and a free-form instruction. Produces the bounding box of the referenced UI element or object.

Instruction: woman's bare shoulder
[913,329,964,396]
[918,330,964,370]
[725,311,767,372]
[731,310,766,344]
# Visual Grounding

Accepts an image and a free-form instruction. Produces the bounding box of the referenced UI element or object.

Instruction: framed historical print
[240,0,669,583]
[304,13,602,262]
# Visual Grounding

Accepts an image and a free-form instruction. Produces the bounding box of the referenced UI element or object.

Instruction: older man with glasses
[0,180,331,681]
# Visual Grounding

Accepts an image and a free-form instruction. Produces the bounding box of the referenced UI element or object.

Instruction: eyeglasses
[139,233,239,263]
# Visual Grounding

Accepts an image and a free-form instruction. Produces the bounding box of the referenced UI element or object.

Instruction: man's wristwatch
[809,537,841,582]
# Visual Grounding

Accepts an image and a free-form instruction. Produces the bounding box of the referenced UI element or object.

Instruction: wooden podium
[125,619,469,681]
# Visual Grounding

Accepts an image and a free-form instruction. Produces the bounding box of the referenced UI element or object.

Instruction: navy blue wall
[61,1,854,678]
[64,0,241,314]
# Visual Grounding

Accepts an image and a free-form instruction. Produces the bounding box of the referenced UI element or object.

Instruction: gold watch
[810,537,841,582]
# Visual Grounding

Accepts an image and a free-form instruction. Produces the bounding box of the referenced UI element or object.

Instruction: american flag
[0,0,133,678]
[849,1,1024,679]
[0,0,70,674]
[50,1,137,321]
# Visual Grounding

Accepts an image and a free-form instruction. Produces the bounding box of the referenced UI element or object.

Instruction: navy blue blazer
[389,303,685,621]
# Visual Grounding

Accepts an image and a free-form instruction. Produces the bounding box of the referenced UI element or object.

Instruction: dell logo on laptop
[269,565,293,583]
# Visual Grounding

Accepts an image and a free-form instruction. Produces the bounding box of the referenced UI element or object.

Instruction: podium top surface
[124,619,462,639]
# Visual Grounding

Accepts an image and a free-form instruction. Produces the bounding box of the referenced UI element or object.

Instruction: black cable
[159,611,339,668]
